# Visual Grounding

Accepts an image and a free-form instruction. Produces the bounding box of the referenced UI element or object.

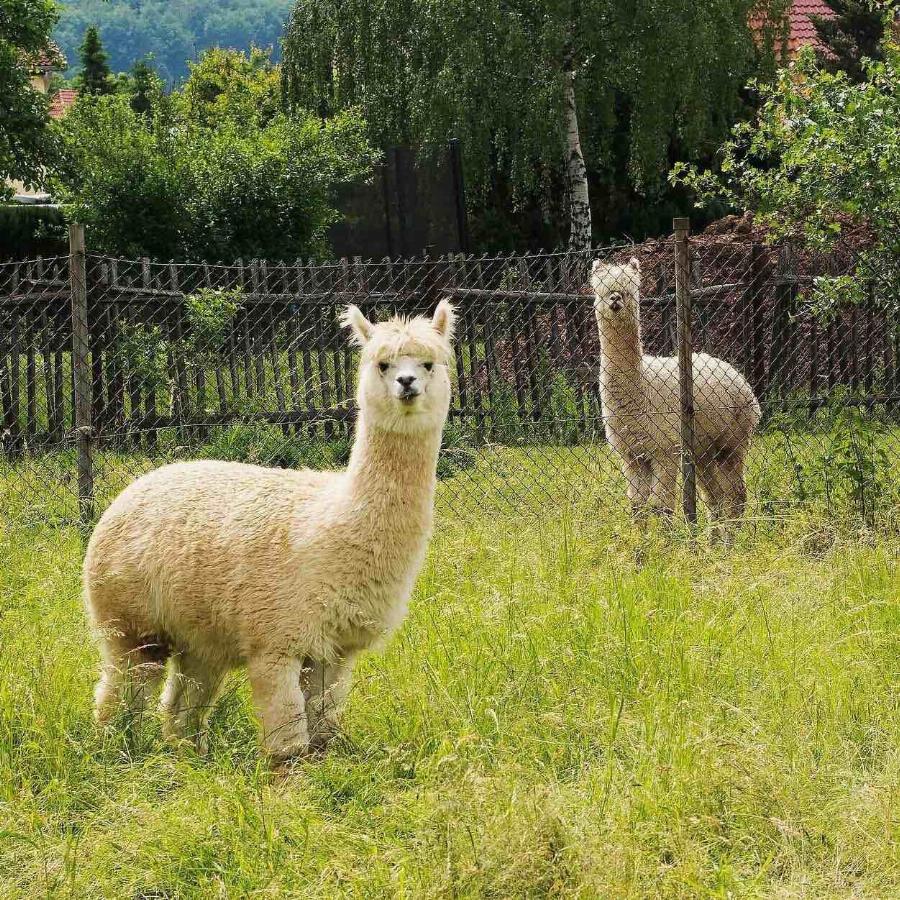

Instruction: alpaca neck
[599,314,644,402]
[345,413,442,523]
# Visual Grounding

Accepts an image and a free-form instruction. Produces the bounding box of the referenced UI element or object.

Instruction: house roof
[30,41,67,73]
[49,89,78,120]
[752,0,834,59]
[786,1,833,56]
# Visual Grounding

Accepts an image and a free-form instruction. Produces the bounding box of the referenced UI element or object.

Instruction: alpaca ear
[629,257,641,272]
[432,299,456,342]
[340,304,374,347]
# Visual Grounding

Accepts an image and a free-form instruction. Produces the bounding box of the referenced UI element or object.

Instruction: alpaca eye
[423,362,433,372]
[378,362,389,373]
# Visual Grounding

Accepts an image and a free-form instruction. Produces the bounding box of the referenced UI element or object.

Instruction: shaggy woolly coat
[84,301,455,760]
[592,258,761,516]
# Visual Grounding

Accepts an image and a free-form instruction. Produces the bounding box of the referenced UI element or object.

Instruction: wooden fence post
[69,223,94,525]
[674,218,697,525]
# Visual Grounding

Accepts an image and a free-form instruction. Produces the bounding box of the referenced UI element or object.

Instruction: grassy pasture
[0,444,898,897]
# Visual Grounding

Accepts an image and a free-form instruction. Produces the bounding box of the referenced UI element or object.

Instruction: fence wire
[1,230,898,529]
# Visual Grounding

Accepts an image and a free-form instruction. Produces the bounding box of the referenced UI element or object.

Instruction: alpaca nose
[397,375,416,389]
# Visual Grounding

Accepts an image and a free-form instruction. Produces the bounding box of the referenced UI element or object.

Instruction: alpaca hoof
[267,741,317,772]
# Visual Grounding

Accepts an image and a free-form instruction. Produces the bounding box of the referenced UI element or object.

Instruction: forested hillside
[55,1,292,83]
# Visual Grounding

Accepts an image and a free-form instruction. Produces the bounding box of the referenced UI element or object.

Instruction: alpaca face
[341,300,455,434]
[591,258,641,327]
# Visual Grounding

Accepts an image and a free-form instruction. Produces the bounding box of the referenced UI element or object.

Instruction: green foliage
[173,46,280,128]
[74,25,113,95]
[0,0,59,195]
[672,45,900,314]
[762,399,898,525]
[436,422,478,479]
[113,322,171,394]
[0,202,66,258]
[197,423,353,470]
[114,287,243,391]
[283,0,779,244]
[54,1,294,84]
[51,48,377,260]
[811,0,897,82]
[127,57,163,118]
[183,287,243,359]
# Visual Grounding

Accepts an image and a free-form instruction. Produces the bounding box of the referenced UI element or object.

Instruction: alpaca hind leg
[160,652,226,753]
[248,655,310,764]
[623,455,653,513]
[696,453,727,539]
[717,448,748,521]
[94,631,169,726]
[650,454,679,516]
[304,654,357,753]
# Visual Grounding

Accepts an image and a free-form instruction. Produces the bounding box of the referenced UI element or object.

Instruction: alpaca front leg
[304,654,356,753]
[248,655,310,764]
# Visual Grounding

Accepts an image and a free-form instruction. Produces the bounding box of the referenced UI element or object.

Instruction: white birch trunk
[563,68,591,252]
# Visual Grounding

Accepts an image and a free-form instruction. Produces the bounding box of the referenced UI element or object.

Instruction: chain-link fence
[1,223,898,529]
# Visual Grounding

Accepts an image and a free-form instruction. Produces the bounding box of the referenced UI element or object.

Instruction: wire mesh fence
[1,223,898,530]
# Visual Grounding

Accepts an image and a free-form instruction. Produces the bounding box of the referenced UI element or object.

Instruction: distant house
[8,42,74,204]
[50,89,78,121]
[753,1,834,62]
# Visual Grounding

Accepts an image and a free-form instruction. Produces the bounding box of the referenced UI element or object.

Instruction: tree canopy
[75,25,114,95]
[673,44,900,312]
[54,1,293,84]
[812,1,898,82]
[51,48,377,261]
[283,0,781,246]
[0,0,59,195]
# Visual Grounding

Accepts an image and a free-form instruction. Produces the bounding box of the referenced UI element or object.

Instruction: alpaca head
[590,257,641,328]
[341,300,456,434]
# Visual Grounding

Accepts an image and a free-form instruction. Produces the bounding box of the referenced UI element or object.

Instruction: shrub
[196,424,352,471]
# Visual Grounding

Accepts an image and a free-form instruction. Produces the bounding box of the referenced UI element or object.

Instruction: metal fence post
[674,217,697,525]
[69,223,94,525]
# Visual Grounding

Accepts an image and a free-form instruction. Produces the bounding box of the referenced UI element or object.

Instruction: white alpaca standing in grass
[83,301,455,763]
[591,258,761,524]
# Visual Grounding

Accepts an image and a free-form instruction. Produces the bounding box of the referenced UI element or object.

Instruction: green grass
[0,452,898,897]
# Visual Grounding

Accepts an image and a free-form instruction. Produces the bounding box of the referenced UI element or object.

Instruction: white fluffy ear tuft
[432,299,456,342]
[340,304,374,347]
[629,256,641,272]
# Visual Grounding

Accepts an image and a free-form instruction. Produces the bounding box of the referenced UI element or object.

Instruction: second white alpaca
[83,301,455,763]
[591,258,761,522]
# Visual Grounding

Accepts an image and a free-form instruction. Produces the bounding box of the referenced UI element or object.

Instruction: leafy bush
[437,422,478,480]
[113,286,243,394]
[759,400,898,524]
[195,424,352,471]
[673,44,900,316]
[51,48,377,261]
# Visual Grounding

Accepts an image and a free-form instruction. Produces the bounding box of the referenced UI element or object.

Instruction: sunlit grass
[0,468,898,896]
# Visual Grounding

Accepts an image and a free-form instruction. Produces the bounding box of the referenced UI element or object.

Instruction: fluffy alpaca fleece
[591,258,761,524]
[83,301,456,762]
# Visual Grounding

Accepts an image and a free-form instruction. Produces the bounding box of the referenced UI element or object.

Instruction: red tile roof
[31,41,66,72]
[752,0,834,59]
[786,1,833,56]
[49,89,77,120]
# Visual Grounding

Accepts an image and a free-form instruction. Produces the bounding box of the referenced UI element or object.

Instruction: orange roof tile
[752,0,834,59]
[787,1,833,55]
[49,89,77,120]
